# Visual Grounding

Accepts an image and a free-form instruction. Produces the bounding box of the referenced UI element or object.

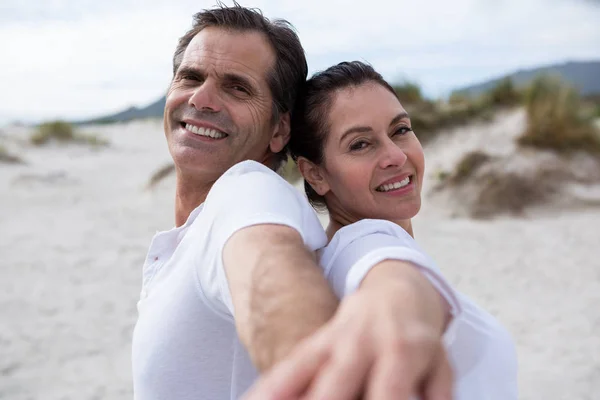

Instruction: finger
[304,344,373,400]
[421,348,454,400]
[243,333,332,400]
[364,355,415,400]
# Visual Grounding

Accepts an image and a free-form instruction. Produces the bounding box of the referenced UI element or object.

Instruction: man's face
[164,27,284,180]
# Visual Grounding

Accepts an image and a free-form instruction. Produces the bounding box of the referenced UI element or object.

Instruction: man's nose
[188,80,221,112]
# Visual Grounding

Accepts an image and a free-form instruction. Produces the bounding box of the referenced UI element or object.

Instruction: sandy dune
[1,114,599,399]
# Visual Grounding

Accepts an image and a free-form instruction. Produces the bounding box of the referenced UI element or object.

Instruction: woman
[246,61,518,399]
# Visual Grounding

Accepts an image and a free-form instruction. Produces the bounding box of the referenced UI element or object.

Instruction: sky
[1,0,599,124]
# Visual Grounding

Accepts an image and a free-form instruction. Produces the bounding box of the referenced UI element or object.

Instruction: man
[132,4,457,399]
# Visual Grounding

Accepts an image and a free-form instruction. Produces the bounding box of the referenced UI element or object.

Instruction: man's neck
[172,156,279,227]
[174,175,215,227]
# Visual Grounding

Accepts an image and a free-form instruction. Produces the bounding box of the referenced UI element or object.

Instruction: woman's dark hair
[289,61,399,209]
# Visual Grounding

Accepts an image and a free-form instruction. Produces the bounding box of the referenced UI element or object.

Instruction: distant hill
[75,96,166,125]
[456,60,600,97]
[77,60,600,125]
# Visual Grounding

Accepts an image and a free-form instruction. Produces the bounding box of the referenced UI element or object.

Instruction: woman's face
[312,82,425,225]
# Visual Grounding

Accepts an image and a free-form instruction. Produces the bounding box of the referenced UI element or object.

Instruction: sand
[1,114,599,399]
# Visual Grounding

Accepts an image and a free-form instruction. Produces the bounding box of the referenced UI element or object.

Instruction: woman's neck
[326,214,414,242]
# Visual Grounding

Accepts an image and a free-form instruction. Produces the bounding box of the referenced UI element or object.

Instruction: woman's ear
[269,112,290,154]
[297,157,330,196]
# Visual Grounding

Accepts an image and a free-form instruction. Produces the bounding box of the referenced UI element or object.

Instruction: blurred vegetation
[394,78,526,144]
[0,144,24,164]
[517,76,600,154]
[484,77,523,107]
[280,155,302,184]
[450,151,491,184]
[146,162,175,190]
[473,171,553,219]
[31,121,109,147]
[392,81,424,104]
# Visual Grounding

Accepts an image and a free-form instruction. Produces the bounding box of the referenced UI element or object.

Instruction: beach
[1,117,599,399]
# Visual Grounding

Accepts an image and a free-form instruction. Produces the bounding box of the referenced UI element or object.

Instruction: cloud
[0,0,599,123]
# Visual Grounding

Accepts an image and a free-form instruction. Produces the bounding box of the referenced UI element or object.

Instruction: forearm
[359,260,449,334]
[223,225,339,371]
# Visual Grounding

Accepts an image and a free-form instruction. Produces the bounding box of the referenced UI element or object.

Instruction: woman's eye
[394,126,412,136]
[350,141,369,151]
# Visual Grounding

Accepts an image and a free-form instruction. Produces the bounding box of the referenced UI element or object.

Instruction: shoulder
[203,160,326,250]
[321,219,419,265]
[207,160,297,203]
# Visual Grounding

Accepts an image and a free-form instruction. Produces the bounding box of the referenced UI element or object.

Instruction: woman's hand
[243,260,454,400]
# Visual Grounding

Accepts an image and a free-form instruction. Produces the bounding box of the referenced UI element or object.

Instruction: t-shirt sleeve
[197,161,326,318]
[320,219,462,340]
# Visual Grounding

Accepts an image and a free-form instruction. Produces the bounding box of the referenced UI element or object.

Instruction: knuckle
[386,327,440,354]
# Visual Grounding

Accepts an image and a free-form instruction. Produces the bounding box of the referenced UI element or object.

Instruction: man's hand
[243,260,454,400]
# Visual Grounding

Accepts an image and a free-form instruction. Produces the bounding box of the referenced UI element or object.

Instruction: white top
[132,161,327,400]
[132,160,512,400]
[319,220,519,400]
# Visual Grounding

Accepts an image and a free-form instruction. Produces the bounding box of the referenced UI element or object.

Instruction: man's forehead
[181,27,275,76]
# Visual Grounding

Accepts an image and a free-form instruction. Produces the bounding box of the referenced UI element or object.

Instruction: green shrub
[393,81,424,105]
[518,76,600,154]
[146,163,175,189]
[31,120,109,147]
[473,171,553,218]
[0,144,24,164]
[31,121,75,145]
[486,77,522,107]
[279,155,302,184]
[451,151,491,184]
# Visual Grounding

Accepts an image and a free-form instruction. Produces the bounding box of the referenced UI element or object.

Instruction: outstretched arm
[243,259,453,400]
[223,223,339,371]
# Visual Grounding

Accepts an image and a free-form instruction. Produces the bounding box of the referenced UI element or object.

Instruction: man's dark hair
[289,61,399,210]
[172,3,308,167]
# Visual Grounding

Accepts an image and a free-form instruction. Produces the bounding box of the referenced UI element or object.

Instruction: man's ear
[297,157,330,196]
[269,112,291,154]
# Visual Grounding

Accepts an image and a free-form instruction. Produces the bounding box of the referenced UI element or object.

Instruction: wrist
[359,260,449,334]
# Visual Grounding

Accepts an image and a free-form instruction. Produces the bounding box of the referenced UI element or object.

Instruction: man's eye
[231,85,250,94]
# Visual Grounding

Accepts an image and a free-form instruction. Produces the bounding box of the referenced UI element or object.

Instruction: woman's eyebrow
[389,111,410,127]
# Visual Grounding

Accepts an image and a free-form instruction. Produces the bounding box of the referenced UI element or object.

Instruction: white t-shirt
[132,161,327,400]
[319,220,519,400]
[132,160,509,400]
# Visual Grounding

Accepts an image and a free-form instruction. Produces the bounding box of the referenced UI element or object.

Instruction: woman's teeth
[377,176,411,192]
[185,123,226,139]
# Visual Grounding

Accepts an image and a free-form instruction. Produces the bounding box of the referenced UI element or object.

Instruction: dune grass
[473,171,553,218]
[279,155,302,184]
[392,82,424,105]
[0,144,24,164]
[31,121,109,147]
[450,151,491,184]
[395,79,522,144]
[517,76,600,154]
[146,163,175,189]
[485,77,523,107]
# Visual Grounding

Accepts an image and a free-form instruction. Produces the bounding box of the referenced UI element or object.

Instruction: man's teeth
[377,177,411,192]
[185,123,226,139]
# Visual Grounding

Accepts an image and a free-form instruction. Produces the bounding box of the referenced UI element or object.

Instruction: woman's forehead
[328,83,405,129]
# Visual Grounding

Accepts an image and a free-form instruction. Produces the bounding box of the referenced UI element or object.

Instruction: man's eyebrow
[222,72,255,90]
[339,111,411,144]
[176,66,204,78]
